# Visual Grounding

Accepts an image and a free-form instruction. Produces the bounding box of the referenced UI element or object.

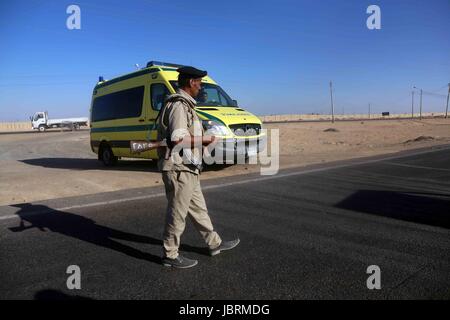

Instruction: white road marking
[1,145,449,222]
[383,161,450,172]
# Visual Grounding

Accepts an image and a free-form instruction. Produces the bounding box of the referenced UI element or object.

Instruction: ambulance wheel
[100,144,118,166]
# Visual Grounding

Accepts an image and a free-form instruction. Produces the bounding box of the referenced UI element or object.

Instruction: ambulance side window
[151,83,170,111]
[92,86,145,122]
[219,92,229,106]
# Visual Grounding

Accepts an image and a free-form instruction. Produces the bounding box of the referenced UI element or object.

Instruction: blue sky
[0,0,449,121]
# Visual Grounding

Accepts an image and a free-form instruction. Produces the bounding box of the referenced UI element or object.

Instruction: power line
[428,85,448,94]
[421,91,447,98]
[0,81,89,87]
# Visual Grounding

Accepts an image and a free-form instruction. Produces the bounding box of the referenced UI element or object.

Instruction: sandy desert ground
[0,118,449,206]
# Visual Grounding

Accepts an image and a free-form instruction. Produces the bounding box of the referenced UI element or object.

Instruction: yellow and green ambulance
[90,61,266,165]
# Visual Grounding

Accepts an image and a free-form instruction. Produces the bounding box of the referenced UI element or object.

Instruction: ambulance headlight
[202,120,229,136]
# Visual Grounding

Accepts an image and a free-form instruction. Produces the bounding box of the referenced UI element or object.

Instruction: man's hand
[203,135,219,146]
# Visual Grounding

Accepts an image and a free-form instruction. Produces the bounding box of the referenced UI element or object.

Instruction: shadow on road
[20,157,233,172]
[8,203,209,264]
[336,190,450,229]
[34,289,94,300]
[20,158,160,172]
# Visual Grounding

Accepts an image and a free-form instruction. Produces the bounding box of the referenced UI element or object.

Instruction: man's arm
[172,135,217,147]
[168,103,218,148]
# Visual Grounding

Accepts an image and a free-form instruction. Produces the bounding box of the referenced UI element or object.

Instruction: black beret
[177,66,207,78]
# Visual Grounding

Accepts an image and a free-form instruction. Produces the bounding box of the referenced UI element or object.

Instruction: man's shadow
[9,204,208,265]
[34,289,94,300]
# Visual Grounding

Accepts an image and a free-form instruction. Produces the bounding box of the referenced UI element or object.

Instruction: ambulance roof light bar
[146,61,185,69]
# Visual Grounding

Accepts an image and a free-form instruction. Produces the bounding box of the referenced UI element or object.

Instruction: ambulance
[90,61,266,166]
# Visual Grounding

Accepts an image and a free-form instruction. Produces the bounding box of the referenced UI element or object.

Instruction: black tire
[100,144,118,166]
[38,125,46,132]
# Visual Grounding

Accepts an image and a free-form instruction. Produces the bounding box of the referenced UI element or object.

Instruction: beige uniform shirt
[157,89,203,174]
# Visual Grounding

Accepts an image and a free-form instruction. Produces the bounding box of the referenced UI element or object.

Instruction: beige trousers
[162,170,222,259]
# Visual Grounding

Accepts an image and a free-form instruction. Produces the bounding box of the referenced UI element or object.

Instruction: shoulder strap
[156,96,191,148]
[159,95,195,129]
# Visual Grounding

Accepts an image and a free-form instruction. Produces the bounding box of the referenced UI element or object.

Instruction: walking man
[158,66,240,269]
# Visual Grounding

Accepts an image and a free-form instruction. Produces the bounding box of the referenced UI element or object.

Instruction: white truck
[30,111,89,132]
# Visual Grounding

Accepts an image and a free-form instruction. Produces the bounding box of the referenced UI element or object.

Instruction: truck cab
[30,112,47,131]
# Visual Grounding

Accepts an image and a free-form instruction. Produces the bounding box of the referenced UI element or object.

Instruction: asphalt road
[1,145,449,300]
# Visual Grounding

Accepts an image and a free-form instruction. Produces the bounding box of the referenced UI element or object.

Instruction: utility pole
[446,83,449,119]
[411,90,414,119]
[329,81,335,123]
[368,103,371,119]
[419,88,423,120]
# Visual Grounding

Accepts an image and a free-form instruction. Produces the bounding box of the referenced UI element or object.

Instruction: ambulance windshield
[170,81,235,107]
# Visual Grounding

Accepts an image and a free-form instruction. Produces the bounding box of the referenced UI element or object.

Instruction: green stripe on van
[195,109,226,125]
[91,109,225,133]
[91,124,156,133]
